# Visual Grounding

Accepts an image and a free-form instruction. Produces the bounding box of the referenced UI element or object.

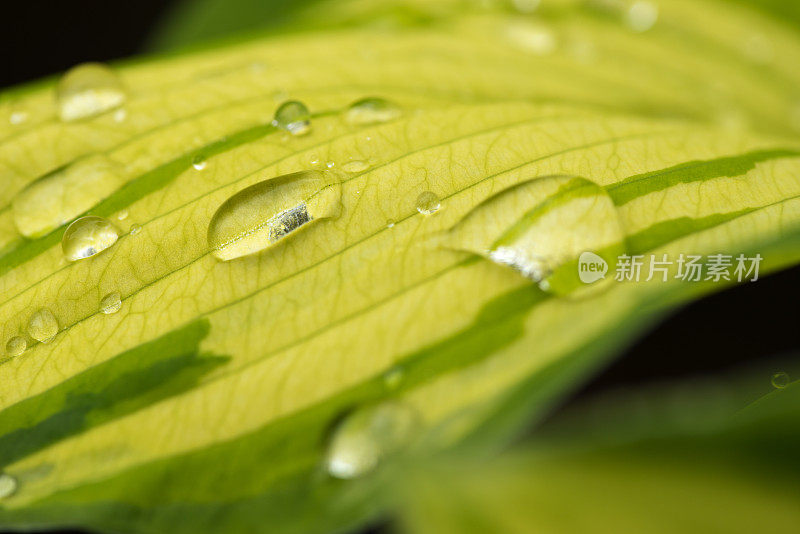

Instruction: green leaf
[1,0,800,532]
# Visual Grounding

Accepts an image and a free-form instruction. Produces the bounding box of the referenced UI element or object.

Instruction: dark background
[1,1,798,532]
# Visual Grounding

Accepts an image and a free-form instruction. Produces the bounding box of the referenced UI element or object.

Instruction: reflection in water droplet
[28,308,59,344]
[100,292,122,315]
[0,473,17,499]
[771,372,790,389]
[62,216,119,261]
[273,100,311,135]
[445,175,625,296]
[208,170,342,261]
[326,402,419,479]
[342,160,370,173]
[192,155,207,171]
[416,191,441,215]
[12,155,123,238]
[5,336,26,357]
[129,224,142,235]
[506,20,557,55]
[345,97,401,126]
[56,62,126,122]
[626,1,658,32]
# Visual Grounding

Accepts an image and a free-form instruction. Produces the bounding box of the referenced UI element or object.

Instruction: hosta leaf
[1,0,800,532]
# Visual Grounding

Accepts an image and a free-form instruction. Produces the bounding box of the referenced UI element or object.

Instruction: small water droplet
[12,155,124,238]
[342,160,370,173]
[272,100,311,135]
[415,191,441,215]
[100,292,122,315]
[506,20,557,55]
[113,108,127,122]
[129,224,142,235]
[5,336,26,357]
[771,372,790,389]
[325,402,419,479]
[626,1,658,32]
[445,176,625,296]
[208,170,342,261]
[386,219,396,229]
[192,155,207,171]
[383,367,405,390]
[0,473,17,499]
[56,62,126,122]
[345,97,401,126]
[28,308,58,344]
[9,111,28,125]
[62,216,119,261]
[325,161,336,169]
[116,209,129,221]
[512,0,540,13]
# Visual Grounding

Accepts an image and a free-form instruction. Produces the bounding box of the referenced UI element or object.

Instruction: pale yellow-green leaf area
[0,0,799,530]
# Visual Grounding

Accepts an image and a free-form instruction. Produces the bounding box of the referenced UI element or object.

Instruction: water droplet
[56,62,126,122]
[386,219,396,229]
[445,176,625,296]
[415,191,441,215]
[12,155,124,238]
[506,20,557,55]
[342,160,370,173]
[100,292,122,315]
[0,473,17,499]
[28,308,58,344]
[116,209,129,221]
[626,1,658,32]
[129,224,142,235]
[9,111,28,125]
[345,97,401,126]
[325,402,419,479]
[325,161,336,169]
[771,372,790,389]
[62,216,119,262]
[512,0,540,13]
[383,367,405,390]
[5,336,26,357]
[192,155,207,171]
[272,100,311,135]
[113,108,127,122]
[208,170,342,261]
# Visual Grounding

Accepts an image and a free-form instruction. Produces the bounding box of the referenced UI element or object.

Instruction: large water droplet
[626,1,658,33]
[771,371,790,389]
[56,62,126,122]
[28,308,59,344]
[416,191,441,215]
[62,216,119,262]
[0,473,17,499]
[326,402,419,479]
[208,170,342,261]
[445,176,625,296]
[100,292,122,314]
[345,97,402,126]
[5,336,26,357]
[12,155,123,238]
[272,100,311,135]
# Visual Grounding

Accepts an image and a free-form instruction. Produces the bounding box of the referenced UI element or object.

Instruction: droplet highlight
[56,62,126,122]
[100,292,122,315]
[273,100,311,135]
[345,97,402,126]
[28,308,59,344]
[326,402,419,479]
[208,170,342,261]
[12,155,124,238]
[5,336,26,357]
[416,191,441,216]
[445,175,625,296]
[62,216,119,262]
[0,473,17,499]
[771,372,790,389]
